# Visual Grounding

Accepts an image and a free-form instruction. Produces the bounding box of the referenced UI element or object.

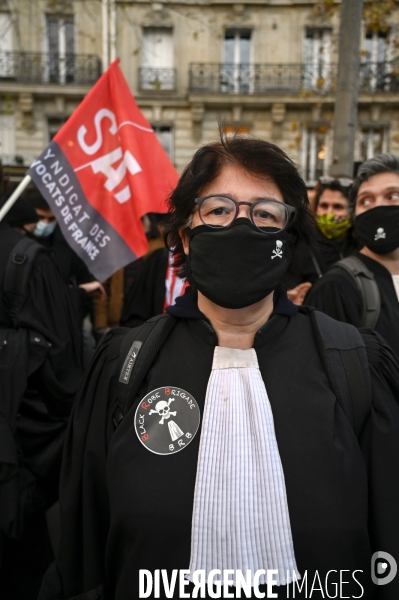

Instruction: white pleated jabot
[188,346,300,587]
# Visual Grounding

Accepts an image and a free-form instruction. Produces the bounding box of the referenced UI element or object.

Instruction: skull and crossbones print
[149,398,177,424]
[271,240,283,259]
[374,227,386,241]
[135,386,200,455]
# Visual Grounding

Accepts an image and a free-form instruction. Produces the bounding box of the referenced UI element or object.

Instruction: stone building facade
[1,0,399,185]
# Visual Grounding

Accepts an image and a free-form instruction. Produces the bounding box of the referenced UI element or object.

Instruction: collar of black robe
[166,286,297,347]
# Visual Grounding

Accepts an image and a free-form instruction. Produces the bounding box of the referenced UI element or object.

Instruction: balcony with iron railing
[139,67,176,91]
[0,52,102,86]
[189,61,399,95]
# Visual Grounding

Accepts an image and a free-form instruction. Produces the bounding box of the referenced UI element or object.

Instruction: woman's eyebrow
[240,195,283,202]
[203,193,284,203]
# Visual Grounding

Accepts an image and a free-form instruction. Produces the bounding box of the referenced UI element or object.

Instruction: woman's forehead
[199,164,284,202]
[319,189,349,204]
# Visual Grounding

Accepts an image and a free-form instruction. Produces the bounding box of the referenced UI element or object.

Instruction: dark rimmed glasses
[194,195,296,233]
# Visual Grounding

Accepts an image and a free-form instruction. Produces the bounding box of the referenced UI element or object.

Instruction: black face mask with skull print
[185,219,292,309]
[355,205,399,255]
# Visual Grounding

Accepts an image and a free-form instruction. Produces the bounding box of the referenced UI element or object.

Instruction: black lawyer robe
[37,224,95,322]
[305,250,399,356]
[40,290,399,600]
[121,248,169,328]
[0,223,83,419]
[0,222,83,501]
[0,222,84,598]
[285,229,358,288]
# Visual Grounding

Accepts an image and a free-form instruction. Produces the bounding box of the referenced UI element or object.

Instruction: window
[46,16,75,84]
[222,124,251,138]
[361,30,390,92]
[0,114,15,161]
[47,117,67,142]
[152,125,173,162]
[0,13,13,77]
[363,30,389,64]
[222,29,252,93]
[300,125,330,185]
[359,126,387,162]
[303,28,331,91]
[141,28,174,90]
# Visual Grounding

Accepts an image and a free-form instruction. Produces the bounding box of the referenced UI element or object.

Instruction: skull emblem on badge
[134,386,200,455]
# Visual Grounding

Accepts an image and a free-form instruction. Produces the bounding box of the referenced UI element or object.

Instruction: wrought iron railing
[139,68,176,91]
[0,52,101,85]
[189,62,399,95]
[359,60,399,93]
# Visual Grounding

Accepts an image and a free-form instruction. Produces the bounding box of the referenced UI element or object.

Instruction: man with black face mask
[306,153,399,356]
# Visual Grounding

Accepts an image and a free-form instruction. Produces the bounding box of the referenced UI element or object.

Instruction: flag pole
[0,174,32,222]
[102,0,110,71]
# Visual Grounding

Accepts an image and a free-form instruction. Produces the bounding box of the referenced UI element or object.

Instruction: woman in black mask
[40,138,399,600]
[306,152,399,356]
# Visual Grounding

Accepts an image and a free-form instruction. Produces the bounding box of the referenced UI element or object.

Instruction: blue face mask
[34,219,56,238]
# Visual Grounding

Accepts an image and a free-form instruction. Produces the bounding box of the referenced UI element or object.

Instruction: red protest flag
[28,59,178,281]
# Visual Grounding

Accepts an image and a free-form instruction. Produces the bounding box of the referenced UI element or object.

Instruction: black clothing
[123,257,145,298]
[305,250,399,356]
[38,224,93,287]
[0,223,83,410]
[121,248,168,328]
[287,230,357,287]
[40,289,399,600]
[1,196,38,228]
[38,224,94,320]
[0,509,54,599]
[0,223,83,599]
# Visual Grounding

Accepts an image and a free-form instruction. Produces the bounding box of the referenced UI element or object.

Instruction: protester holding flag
[28,190,104,301]
[26,189,106,363]
[0,57,178,373]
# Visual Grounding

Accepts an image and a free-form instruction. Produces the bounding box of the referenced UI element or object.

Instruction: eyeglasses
[319,176,353,187]
[194,195,296,233]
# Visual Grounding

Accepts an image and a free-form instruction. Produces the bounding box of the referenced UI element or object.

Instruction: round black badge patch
[134,386,200,455]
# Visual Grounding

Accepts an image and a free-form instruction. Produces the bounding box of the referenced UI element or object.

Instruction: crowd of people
[1,136,399,600]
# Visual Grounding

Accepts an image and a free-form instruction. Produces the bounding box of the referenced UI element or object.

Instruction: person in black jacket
[120,213,187,329]
[27,189,106,364]
[40,137,399,600]
[306,153,399,356]
[29,192,106,297]
[286,175,357,304]
[0,185,84,599]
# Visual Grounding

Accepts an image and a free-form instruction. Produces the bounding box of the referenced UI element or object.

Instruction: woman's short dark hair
[313,175,352,211]
[350,153,399,209]
[165,135,315,279]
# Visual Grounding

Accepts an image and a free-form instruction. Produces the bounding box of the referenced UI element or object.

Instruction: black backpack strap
[114,313,177,427]
[310,309,372,437]
[309,250,323,278]
[4,237,45,326]
[329,256,381,329]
